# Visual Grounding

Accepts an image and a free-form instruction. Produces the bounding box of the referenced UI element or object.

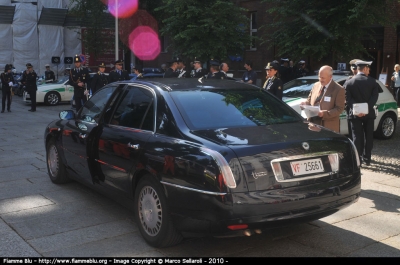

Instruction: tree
[156,0,252,62]
[261,0,399,61]
[68,0,162,60]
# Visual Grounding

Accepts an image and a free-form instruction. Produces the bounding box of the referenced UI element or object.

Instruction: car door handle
[79,133,86,139]
[128,143,139,149]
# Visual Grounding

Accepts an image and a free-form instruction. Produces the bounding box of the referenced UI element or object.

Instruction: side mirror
[59,110,75,120]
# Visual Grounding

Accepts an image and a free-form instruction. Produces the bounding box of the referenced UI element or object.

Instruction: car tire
[46,139,70,184]
[44,91,61,105]
[134,175,182,248]
[374,112,397,139]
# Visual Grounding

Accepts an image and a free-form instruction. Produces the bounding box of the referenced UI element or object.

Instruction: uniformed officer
[108,59,130,83]
[164,57,181,78]
[207,60,224,79]
[190,58,207,78]
[21,63,38,112]
[293,60,309,79]
[0,64,15,113]
[262,62,283,100]
[279,58,292,84]
[69,55,90,112]
[343,59,360,140]
[44,64,55,83]
[91,62,108,95]
[344,60,379,166]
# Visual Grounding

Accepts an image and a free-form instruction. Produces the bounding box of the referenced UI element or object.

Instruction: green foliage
[156,0,252,62]
[262,0,399,60]
[68,0,110,59]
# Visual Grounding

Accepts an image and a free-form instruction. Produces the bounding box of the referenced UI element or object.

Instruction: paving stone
[28,219,138,253]
[0,195,54,214]
[0,230,40,257]
[42,232,155,257]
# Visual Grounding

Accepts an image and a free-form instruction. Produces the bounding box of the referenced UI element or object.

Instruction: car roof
[120,78,259,91]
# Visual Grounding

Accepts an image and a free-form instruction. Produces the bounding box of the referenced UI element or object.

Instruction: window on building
[249,12,257,50]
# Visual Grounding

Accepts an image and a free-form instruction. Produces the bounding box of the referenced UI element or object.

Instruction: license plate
[290,158,324,176]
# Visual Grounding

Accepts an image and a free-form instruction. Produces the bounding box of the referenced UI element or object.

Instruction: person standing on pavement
[69,55,90,112]
[390,64,400,106]
[164,57,181,78]
[293,60,309,79]
[21,63,38,112]
[44,64,55,83]
[91,63,108,95]
[300,65,345,133]
[279,58,292,84]
[343,59,360,140]
[108,60,130,83]
[344,60,379,166]
[0,64,15,113]
[241,61,257,85]
[262,62,283,100]
[219,63,230,79]
[207,60,223,79]
[191,58,206,78]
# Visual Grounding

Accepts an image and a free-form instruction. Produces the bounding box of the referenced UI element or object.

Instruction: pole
[115,0,119,61]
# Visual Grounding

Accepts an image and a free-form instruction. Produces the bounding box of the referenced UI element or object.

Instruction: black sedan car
[44,78,361,248]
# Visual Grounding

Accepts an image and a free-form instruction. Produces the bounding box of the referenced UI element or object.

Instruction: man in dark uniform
[108,59,130,83]
[343,59,360,140]
[69,55,90,112]
[21,63,38,112]
[44,64,55,83]
[262,62,284,100]
[207,60,224,79]
[164,57,181,78]
[0,64,15,113]
[279,58,292,84]
[190,58,207,78]
[344,60,379,166]
[293,60,309,79]
[91,62,108,95]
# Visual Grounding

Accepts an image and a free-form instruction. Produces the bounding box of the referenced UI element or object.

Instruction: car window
[282,79,317,98]
[80,84,119,123]
[110,86,154,131]
[170,89,301,130]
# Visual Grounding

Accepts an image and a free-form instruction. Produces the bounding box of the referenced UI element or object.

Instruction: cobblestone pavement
[363,111,400,177]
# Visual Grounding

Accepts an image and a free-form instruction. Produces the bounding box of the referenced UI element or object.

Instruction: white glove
[8,82,13,86]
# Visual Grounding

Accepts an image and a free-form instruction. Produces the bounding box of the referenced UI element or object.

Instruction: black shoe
[0,110,4,113]
[363,159,371,166]
[7,110,11,112]
[28,109,36,112]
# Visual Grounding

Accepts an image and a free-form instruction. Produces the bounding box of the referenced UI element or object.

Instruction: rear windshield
[283,79,317,98]
[170,89,301,130]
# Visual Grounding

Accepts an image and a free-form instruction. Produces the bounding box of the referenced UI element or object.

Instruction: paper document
[301,105,320,118]
[353,103,368,115]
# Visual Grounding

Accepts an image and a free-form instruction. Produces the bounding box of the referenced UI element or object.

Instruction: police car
[283,72,398,139]
[24,73,108,106]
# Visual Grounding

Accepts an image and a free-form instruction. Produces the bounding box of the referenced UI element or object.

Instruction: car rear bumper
[167,172,361,236]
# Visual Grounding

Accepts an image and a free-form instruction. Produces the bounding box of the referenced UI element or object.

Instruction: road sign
[64,57,73,64]
[52,56,60,64]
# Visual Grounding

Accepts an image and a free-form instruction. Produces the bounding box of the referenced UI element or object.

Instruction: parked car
[24,75,73,105]
[129,67,164,80]
[44,78,361,247]
[283,73,398,139]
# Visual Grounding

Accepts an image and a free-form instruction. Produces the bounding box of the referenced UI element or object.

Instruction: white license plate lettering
[290,158,324,176]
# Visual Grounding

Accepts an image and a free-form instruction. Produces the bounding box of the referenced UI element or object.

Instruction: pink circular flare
[107,0,138,18]
[129,26,161,61]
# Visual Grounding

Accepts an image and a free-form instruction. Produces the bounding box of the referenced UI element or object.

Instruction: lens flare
[107,0,138,18]
[129,26,160,61]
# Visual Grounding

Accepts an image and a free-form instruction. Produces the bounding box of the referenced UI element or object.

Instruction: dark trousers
[394,87,400,106]
[75,96,87,112]
[2,88,11,111]
[28,89,37,111]
[350,118,374,162]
